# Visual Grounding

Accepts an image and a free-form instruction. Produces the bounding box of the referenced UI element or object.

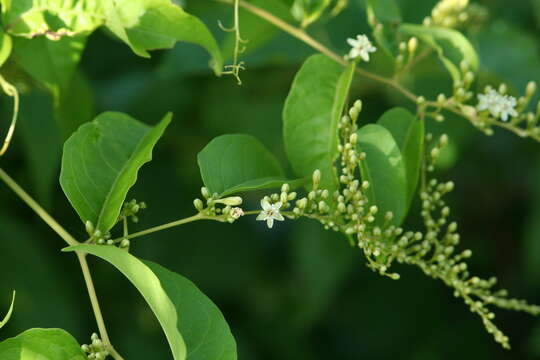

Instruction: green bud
[407,37,418,54]
[120,239,130,248]
[312,169,321,189]
[216,196,243,206]
[281,183,290,193]
[193,198,204,211]
[201,187,210,199]
[85,221,94,235]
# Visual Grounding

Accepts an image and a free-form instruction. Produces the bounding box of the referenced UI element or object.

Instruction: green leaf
[12,36,86,102]
[0,328,86,359]
[377,107,424,208]
[399,24,479,82]
[357,124,407,226]
[63,244,237,360]
[198,134,295,197]
[283,54,355,196]
[366,0,401,57]
[0,291,15,330]
[102,0,223,74]
[60,112,171,233]
[0,29,12,68]
[2,0,104,37]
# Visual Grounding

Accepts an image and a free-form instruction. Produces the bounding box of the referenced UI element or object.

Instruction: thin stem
[115,213,209,241]
[0,168,78,246]
[0,75,20,157]
[217,0,418,103]
[0,167,125,360]
[77,253,124,360]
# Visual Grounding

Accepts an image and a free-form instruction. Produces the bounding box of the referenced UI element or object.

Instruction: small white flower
[230,207,244,219]
[477,88,518,122]
[256,199,284,229]
[499,95,518,121]
[346,34,377,62]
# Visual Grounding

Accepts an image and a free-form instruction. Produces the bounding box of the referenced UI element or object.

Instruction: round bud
[193,198,204,211]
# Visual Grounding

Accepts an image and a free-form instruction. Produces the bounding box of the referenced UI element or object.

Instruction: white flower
[346,34,377,62]
[477,88,518,122]
[230,207,244,219]
[499,95,518,121]
[256,199,284,229]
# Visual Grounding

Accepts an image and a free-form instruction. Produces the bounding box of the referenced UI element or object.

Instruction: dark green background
[1,0,540,359]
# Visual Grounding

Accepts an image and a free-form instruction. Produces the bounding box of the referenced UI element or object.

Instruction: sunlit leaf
[64,244,237,360]
[102,0,223,74]
[60,112,171,233]
[0,328,86,359]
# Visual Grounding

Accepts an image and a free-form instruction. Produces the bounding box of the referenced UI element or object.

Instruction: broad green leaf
[64,244,237,360]
[13,36,86,102]
[0,29,12,68]
[377,107,424,208]
[366,0,401,57]
[102,0,223,74]
[291,0,332,27]
[357,124,407,226]
[198,134,293,197]
[2,0,104,37]
[283,54,355,196]
[0,291,15,330]
[0,328,86,359]
[399,24,479,82]
[60,112,171,233]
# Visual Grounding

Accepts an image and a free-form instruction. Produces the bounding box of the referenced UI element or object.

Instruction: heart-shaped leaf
[64,244,237,360]
[198,134,299,197]
[60,112,171,233]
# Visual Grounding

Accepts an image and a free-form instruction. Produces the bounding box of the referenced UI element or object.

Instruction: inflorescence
[254,100,540,349]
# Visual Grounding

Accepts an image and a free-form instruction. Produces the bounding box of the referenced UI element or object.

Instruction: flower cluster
[345,34,377,62]
[81,333,109,360]
[193,188,244,223]
[257,100,540,348]
[477,88,518,121]
[423,0,487,29]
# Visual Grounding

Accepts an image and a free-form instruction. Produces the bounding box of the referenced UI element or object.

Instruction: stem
[116,213,209,241]
[0,168,125,360]
[77,253,124,360]
[218,0,418,103]
[0,75,20,157]
[0,168,78,246]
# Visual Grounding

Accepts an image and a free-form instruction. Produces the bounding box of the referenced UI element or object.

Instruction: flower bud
[281,183,290,193]
[201,187,210,199]
[120,239,130,248]
[193,198,204,211]
[527,81,537,97]
[216,196,243,206]
[407,37,418,54]
[312,169,321,188]
[85,221,94,235]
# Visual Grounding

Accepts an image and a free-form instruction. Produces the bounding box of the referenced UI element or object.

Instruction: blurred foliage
[1,0,540,359]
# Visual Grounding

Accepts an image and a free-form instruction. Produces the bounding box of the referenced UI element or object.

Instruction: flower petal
[261,198,271,211]
[256,211,268,221]
[266,217,274,229]
[273,212,285,221]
